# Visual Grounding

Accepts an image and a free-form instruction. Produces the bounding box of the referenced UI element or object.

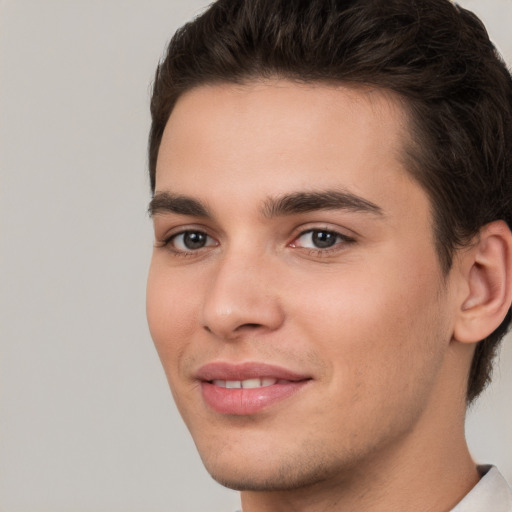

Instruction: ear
[453,220,512,344]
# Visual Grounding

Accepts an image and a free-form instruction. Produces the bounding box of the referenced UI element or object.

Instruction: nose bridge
[201,243,283,339]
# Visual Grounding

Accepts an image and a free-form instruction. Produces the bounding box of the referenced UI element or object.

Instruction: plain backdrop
[1,1,511,511]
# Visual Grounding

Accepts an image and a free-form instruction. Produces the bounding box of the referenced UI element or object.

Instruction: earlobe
[453,220,512,344]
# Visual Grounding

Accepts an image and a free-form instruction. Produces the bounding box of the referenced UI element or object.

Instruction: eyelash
[290,228,355,256]
[158,230,218,257]
[157,227,355,257]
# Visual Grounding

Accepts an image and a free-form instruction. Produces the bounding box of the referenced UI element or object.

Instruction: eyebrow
[262,190,383,218]
[148,192,211,218]
[148,189,383,219]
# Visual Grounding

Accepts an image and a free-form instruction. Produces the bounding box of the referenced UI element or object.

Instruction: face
[147,81,460,491]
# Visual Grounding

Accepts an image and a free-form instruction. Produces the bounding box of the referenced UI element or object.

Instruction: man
[146,0,512,510]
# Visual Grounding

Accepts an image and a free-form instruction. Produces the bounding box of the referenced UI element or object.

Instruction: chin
[206,463,333,492]
[197,438,353,492]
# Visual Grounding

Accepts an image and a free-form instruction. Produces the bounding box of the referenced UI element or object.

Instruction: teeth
[242,378,264,389]
[211,378,278,388]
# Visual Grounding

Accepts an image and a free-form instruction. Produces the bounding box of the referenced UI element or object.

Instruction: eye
[291,229,353,250]
[169,230,217,252]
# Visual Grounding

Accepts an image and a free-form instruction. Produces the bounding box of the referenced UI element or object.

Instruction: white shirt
[451,465,512,511]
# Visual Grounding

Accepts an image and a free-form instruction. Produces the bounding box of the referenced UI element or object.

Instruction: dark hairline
[148,0,512,402]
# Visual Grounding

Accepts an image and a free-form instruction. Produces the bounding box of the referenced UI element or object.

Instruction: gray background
[0,1,511,511]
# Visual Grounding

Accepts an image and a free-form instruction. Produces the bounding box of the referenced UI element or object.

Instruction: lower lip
[201,381,309,415]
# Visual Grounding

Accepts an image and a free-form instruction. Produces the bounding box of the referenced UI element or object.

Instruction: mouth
[210,377,283,388]
[196,362,311,415]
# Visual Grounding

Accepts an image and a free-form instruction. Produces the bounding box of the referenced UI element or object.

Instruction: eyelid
[153,222,356,257]
[154,224,219,255]
[289,226,356,254]
[290,223,356,242]
[171,231,218,251]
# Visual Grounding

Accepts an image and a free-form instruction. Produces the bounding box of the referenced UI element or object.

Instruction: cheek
[146,261,198,373]
[287,258,449,402]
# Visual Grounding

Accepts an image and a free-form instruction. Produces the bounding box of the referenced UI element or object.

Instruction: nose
[201,250,285,340]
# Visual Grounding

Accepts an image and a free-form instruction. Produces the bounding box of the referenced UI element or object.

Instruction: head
[148,0,512,403]
[146,0,512,496]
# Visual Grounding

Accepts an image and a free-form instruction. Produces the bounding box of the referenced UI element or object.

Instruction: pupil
[184,232,206,249]
[312,231,336,248]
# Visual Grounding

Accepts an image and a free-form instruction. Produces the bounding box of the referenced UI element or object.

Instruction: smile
[196,362,311,415]
[211,378,279,388]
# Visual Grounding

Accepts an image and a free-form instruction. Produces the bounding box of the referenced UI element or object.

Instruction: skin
[147,80,485,511]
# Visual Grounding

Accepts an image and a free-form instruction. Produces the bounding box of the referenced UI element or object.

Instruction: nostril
[237,323,263,330]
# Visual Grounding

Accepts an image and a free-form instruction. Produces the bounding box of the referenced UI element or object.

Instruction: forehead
[155,80,419,217]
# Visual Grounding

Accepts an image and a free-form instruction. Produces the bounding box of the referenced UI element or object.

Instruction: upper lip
[195,362,310,382]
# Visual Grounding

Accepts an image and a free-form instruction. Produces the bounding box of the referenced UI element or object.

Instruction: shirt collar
[450,465,512,512]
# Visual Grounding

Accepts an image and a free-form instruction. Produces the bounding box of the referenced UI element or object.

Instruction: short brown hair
[148,0,512,402]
